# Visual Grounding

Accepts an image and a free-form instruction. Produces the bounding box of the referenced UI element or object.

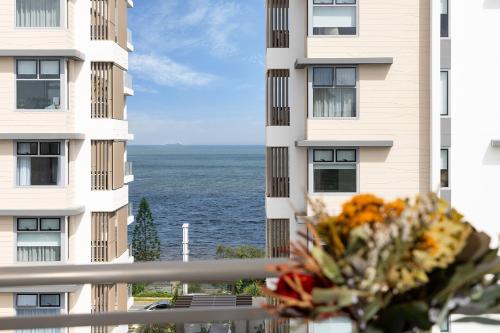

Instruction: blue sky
[128,0,265,145]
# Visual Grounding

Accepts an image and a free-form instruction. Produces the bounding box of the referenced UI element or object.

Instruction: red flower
[275,273,316,300]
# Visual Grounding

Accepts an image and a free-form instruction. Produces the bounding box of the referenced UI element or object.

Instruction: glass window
[312,0,357,36]
[441,149,449,188]
[313,66,357,118]
[16,142,61,186]
[17,60,37,79]
[40,218,61,231]
[314,150,334,162]
[16,0,62,27]
[40,294,60,307]
[336,149,356,162]
[440,71,448,116]
[16,59,61,110]
[17,142,37,155]
[313,149,357,193]
[16,294,37,307]
[440,0,448,37]
[17,218,38,231]
[17,217,62,262]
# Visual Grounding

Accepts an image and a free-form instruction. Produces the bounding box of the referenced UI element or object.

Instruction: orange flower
[418,233,439,255]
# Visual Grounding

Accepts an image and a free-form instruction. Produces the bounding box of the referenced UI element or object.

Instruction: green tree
[132,198,161,262]
[215,245,265,296]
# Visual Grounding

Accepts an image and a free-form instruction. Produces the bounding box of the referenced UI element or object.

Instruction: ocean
[128,145,266,261]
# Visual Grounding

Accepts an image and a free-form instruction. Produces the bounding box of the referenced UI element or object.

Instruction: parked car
[144,300,172,311]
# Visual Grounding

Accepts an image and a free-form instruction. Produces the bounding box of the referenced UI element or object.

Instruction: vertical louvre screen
[91,63,113,119]
[266,219,290,258]
[91,141,113,191]
[266,297,290,333]
[91,284,116,333]
[91,0,116,41]
[267,69,290,126]
[267,0,289,48]
[91,212,110,262]
[266,147,289,197]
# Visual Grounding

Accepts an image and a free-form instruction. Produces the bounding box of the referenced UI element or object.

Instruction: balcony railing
[127,28,134,51]
[125,161,133,176]
[0,259,287,330]
[124,72,134,96]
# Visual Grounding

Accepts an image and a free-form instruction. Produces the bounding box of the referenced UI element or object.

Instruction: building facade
[265,1,500,332]
[0,1,135,332]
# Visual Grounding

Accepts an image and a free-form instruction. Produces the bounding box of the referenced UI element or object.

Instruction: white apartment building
[0,1,135,333]
[265,1,500,333]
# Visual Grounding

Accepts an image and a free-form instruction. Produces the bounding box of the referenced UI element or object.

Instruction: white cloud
[130,53,216,87]
[132,0,245,57]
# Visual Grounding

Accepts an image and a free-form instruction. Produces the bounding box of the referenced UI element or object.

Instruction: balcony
[128,203,134,225]
[124,161,134,184]
[124,72,134,96]
[127,29,134,52]
[0,259,286,331]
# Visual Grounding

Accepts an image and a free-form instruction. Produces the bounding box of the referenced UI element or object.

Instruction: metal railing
[0,259,287,330]
[125,161,133,176]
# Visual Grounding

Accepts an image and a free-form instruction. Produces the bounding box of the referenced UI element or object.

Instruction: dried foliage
[263,193,500,333]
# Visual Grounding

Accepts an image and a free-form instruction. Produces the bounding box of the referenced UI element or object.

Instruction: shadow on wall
[482,144,500,165]
[483,0,500,9]
[360,64,391,81]
[360,147,391,163]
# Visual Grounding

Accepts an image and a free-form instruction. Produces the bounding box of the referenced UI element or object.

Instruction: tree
[132,198,161,262]
[215,245,265,296]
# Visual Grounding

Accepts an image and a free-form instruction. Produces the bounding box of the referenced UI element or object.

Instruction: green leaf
[372,301,432,333]
[312,287,361,307]
[311,247,344,284]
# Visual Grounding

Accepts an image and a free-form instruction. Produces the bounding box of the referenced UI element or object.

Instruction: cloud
[130,53,216,87]
[132,0,246,57]
[128,113,264,145]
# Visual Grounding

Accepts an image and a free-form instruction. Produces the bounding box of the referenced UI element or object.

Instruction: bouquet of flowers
[263,193,500,333]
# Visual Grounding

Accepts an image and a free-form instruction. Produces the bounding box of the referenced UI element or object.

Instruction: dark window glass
[314,0,334,3]
[313,68,334,87]
[441,149,449,188]
[16,60,37,79]
[17,218,38,231]
[16,294,38,307]
[17,142,38,155]
[313,27,357,35]
[40,142,61,155]
[17,81,61,109]
[39,60,60,79]
[441,14,448,37]
[314,165,356,192]
[30,157,59,185]
[40,294,60,307]
[336,0,356,3]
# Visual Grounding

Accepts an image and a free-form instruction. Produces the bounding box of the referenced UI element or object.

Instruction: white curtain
[17,157,31,186]
[17,233,61,262]
[16,0,61,27]
[313,88,355,117]
[16,309,60,333]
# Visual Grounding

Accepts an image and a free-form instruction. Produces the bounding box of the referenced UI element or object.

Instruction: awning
[295,140,393,148]
[0,206,85,217]
[0,133,85,140]
[0,49,85,61]
[295,57,393,69]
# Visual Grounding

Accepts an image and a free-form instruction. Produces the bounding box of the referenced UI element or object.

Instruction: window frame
[15,0,67,29]
[15,293,65,318]
[440,70,449,116]
[15,58,67,112]
[15,140,66,187]
[309,66,359,119]
[440,148,450,189]
[308,0,359,37]
[308,148,359,194]
[15,217,66,264]
[440,0,449,38]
